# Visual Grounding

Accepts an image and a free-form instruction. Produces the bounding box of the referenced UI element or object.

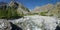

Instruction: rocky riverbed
[0,15,60,30]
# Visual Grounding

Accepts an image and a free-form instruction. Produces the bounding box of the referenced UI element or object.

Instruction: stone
[0,19,12,30]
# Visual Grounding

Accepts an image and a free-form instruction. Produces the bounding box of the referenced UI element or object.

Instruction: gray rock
[0,19,12,30]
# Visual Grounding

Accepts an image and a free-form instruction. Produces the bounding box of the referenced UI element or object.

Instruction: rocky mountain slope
[0,1,30,19]
[48,2,60,18]
[32,4,53,13]
[31,2,60,18]
[9,1,30,14]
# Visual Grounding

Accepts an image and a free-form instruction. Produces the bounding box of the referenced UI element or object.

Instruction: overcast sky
[0,0,60,10]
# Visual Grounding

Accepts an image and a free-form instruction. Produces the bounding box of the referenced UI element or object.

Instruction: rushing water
[9,15,60,30]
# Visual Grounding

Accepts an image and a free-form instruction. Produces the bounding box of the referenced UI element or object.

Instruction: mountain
[31,4,53,13]
[48,2,60,17]
[0,1,30,19]
[31,2,60,17]
[9,1,30,14]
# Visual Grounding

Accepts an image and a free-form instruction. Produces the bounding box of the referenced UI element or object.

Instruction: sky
[0,0,60,10]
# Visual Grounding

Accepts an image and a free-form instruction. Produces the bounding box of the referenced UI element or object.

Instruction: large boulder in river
[0,19,11,30]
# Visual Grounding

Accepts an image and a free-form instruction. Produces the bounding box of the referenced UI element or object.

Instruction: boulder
[0,19,11,30]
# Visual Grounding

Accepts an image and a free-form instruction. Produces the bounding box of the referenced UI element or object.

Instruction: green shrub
[49,14,53,16]
[40,12,47,16]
